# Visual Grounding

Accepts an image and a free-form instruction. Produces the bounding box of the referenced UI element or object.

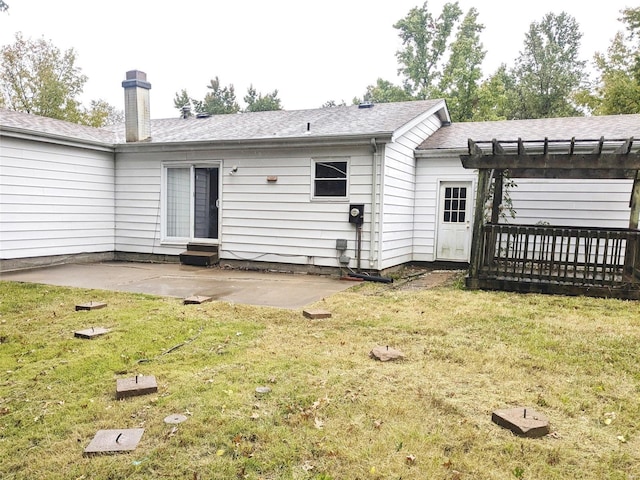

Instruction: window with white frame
[313,159,348,198]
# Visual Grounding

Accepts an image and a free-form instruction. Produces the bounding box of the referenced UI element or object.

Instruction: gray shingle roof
[0,108,117,145]
[105,100,445,144]
[2,100,444,146]
[419,114,640,150]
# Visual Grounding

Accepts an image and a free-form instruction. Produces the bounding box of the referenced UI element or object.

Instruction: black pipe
[347,273,393,283]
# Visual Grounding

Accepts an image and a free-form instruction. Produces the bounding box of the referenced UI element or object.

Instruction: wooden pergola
[461,136,640,299]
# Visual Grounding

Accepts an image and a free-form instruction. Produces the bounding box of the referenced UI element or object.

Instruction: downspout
[369,138,379,269]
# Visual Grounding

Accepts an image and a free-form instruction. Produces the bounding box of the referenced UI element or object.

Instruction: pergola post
[625,171,640,275]
[469,168,492,279]
[491,170,504,224]
[629,171,640,230]
[461,137,640,299]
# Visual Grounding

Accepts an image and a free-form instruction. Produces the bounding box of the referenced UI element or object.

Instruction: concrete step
[186,243,219,253]
[179,250,219,267]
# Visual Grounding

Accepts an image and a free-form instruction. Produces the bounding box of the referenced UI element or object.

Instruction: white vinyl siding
[115,146,374,268]
[115,152,169,255]
[414,155,476,262]
[414,154,635,262]
[508,179,633,228]
[221,148,370,268]
[0,137,115,260]
[380,113,442,269]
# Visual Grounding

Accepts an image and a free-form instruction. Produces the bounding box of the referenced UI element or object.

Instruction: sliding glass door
[165,165,219,241]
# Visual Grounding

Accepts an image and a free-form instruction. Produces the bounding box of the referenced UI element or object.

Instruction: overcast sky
[0,0,634,119]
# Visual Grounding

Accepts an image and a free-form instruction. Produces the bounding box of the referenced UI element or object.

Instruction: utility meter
[349,204,364,225]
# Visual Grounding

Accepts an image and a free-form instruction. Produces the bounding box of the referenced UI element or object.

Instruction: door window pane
[194,168,219,239]
[443,185,467,223]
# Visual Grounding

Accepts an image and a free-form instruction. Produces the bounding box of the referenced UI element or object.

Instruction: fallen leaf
[302,461,314,472]
[216,449,225,456]
[373,419,383,429]
[617,435,627,443]
[250,413,260,420]
[314,417,324,429]
[406,454,416,464]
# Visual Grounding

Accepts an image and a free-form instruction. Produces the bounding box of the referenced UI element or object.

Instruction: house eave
[416,147,467,159]
[114,132,394,153]
[391,100,450,143]
[1,127,116,152]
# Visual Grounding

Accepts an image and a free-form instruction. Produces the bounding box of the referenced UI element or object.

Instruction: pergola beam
[461,153,640,174]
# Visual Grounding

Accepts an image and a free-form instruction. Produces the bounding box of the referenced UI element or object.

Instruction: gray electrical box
[336,238,348,251]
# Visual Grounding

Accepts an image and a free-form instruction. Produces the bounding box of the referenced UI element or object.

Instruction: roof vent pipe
[307,122,311,132]
[181,105,191,119]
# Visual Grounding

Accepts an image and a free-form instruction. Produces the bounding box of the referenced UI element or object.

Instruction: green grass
[1,277,639,479]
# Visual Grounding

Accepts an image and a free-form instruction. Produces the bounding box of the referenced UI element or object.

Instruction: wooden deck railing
[477,224,640,288]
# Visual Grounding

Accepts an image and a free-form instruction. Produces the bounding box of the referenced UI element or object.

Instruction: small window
[443,186,467,223]
[313,160,348,198]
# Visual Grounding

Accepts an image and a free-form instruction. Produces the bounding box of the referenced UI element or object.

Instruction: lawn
[0,274,639,479]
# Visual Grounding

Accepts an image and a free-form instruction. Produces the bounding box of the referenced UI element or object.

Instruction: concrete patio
[0,262,356,309]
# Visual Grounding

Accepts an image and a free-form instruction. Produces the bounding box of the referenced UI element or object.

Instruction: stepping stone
[84,428,144,455]
[164,413,188,424]
[116,375,158,399]
[303,309,332,319]
[492,407,550,438]
[370,345,405,361]
[183,295,212,305]
[74,327,111,339]
[255,386,271,395]
[76,302,107,311]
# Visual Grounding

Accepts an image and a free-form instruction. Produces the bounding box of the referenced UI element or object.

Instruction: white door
[436,181,472,261]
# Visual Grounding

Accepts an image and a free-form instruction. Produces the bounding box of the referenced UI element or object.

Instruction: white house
[1,70,639,275]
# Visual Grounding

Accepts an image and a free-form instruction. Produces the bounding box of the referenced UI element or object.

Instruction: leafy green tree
[0,32,120,126]
[473,64,514,121]
[578,7,640,115]
[192,77,240,115]
[243,85,282,112]
[353,78,413,104]
[173,89,193,116]
[83,99,124,127]
[508,12,586,119]
[175,79,282,115]
[437,7,485,121]
[321,100,346,108]
[394,1,463,99]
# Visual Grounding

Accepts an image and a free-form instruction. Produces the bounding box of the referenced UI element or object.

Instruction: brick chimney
[122,70,151,142]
